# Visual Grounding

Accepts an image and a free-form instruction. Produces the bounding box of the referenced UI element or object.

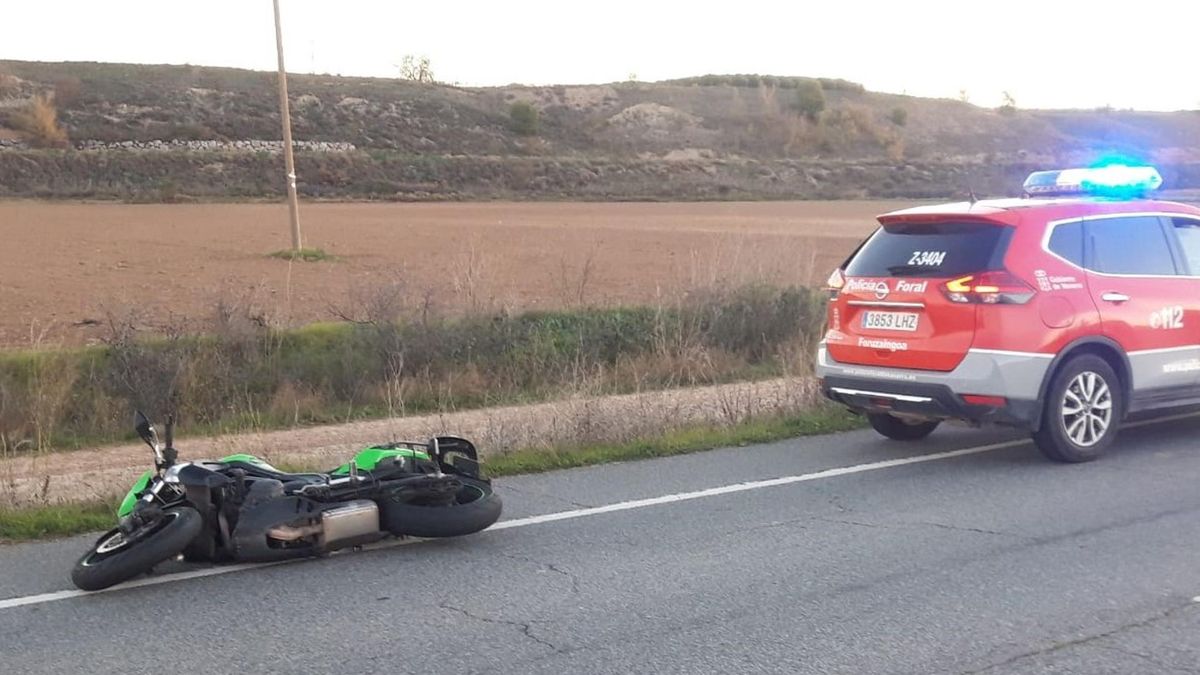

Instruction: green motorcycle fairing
[330,447,431,475]
[218,453,277,470]
[117,470,154,518]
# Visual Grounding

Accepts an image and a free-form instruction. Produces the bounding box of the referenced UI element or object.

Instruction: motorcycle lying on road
[72,412,502,591]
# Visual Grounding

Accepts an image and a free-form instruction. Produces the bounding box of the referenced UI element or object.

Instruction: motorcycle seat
[223,459,329,484]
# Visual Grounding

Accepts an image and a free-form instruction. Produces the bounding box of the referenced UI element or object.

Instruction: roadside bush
[889,107,908,126]
[0,285,826,451]
[690,285,825,361]
[509,101,539,136]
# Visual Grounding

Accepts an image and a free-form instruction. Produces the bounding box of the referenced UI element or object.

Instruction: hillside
[2,60,1200,201]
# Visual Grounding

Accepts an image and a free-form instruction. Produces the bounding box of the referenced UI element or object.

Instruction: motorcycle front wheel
[71,506,203,591]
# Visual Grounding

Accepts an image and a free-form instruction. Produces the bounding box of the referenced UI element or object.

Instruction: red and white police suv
[817,165,1200,462]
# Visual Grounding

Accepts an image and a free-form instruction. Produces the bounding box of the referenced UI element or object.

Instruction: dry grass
[0,281,825,453]
[11,93,69,148]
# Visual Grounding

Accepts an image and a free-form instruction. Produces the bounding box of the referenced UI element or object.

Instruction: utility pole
[272,0,302,251]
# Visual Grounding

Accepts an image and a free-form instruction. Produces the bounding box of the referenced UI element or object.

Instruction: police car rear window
[843,222,1011,277]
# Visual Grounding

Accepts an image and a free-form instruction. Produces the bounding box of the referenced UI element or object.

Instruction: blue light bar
[1023,165,1163,197]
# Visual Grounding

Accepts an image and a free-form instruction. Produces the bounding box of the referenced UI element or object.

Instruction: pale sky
[5,0,1198,110]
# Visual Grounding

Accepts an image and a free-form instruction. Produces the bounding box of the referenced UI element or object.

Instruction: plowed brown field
[0,200,901,347]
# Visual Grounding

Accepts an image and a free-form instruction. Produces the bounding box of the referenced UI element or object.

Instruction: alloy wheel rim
[1060,371,1112,448]
[95,531,128,555]
[88,511,178,561]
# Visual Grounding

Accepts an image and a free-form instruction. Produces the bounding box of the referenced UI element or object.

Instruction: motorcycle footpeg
[296,483,331,498]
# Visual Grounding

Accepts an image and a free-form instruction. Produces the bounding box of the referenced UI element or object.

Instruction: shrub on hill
[794,80,826,122]
[509,101,539,136]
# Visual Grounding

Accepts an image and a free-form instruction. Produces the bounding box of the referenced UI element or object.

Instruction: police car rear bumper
[816,344,1050,430]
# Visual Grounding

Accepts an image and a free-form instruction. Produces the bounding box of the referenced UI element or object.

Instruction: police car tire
[1033,354,1121,463]
[867,413,940,441]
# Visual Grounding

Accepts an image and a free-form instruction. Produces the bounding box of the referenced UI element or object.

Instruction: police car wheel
[1033,354,1121,463]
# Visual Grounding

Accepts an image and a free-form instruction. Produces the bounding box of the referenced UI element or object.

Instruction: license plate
[861,311,919,332]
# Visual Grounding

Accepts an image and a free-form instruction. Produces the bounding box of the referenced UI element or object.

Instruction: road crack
[499,552,582,595]
[438,602,559,652]
[716,516,811,538]
[814,516,884,529]
[958,601,1200,674]
[545,562,582,595]
[901,520,1029,540]
[1096,645,1199,674]
[813,517,1027,539]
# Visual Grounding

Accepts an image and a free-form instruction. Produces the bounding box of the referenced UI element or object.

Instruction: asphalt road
[4,414,1200,674]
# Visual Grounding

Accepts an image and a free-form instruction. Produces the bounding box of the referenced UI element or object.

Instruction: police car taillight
[1023,164,1162,198]
[825,268,845,299]
[942,271,1034,305]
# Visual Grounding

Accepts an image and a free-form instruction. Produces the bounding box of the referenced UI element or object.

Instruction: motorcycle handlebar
[158,414,178,470]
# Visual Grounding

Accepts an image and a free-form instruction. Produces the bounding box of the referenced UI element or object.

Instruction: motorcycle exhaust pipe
[266,522,322,542]
[319,499,382,549]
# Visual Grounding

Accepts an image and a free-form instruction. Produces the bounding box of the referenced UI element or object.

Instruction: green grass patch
[268,247,336,262]
[0,406,862,543]
[486,406,863,476]
[0,501,117,543]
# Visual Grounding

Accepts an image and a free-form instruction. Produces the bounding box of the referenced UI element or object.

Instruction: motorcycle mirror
[161,415,178,469]
[134,410,160,450]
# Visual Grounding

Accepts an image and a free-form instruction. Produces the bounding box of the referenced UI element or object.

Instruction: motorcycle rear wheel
[380,478,502,538]
[71,506,203,591]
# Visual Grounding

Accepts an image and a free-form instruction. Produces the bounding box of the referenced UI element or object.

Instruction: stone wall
[0,138,356,152]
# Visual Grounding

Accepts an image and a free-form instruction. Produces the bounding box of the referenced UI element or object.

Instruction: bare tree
[398,55,436,83]
[999,90,1017,115]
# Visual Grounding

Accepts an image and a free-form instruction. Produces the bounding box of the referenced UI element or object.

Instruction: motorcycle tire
[380,477,502,538]
[71,506,203,591]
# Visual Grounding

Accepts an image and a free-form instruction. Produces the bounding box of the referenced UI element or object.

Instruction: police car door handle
[1101,292,1130,303]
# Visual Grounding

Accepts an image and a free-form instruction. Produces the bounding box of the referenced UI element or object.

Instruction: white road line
[0,562,288,610]
[3,411,1197,612]
[489,438,1027,530]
